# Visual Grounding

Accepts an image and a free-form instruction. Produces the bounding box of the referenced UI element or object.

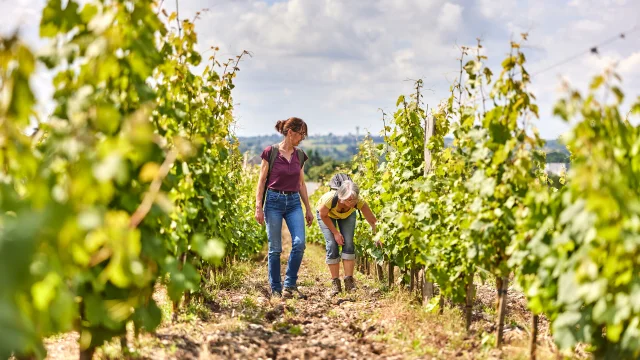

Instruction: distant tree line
[237,135,571,182]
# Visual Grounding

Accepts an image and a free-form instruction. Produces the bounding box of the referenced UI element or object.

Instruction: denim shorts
[316,210,356,264]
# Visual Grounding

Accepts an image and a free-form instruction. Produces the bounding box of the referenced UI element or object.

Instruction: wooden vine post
[465,272,475,332]
[530,314,539,360]
[422,106,435,303]
[496,276,509,347]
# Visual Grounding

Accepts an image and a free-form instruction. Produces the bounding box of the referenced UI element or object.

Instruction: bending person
[316,180,377,296]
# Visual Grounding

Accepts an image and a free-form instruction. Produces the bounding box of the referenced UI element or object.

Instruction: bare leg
[343,259,355,277]
[329,263,340,278]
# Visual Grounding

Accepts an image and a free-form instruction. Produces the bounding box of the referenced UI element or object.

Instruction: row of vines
[0,0,265,359]
[312,38,640,359]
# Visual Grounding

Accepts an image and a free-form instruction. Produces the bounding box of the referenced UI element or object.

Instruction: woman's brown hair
[275,117,307,138]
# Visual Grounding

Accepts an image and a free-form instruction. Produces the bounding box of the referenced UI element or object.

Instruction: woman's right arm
[319,205,344,245]
[255,159,269,225]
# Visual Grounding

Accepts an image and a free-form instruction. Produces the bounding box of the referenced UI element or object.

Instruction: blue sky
[2,0,640,138]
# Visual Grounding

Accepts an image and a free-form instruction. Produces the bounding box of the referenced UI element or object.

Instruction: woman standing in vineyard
[316,180,377,296]
[255,117,314,299]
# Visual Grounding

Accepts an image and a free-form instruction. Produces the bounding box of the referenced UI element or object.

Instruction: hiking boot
[283,287,308,300]
[271,290,283,298]
[344,276,356,292]
[330,278,342,297]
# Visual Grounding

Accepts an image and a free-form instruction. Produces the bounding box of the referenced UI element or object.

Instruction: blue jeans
[264,190,306,293]
[316,210,356,264]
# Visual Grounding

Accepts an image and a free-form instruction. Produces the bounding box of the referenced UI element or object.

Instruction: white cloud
[619,52,640,74]
[477,0,516,19]
[438,3,464,32]
[1,0,639,138]
[572,19,605,33]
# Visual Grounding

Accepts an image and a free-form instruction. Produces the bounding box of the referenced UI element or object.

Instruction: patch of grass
[239,295,265,324]
[288,325,304,336]
[363,287,470,357]
[94,335,148,360]
[371,329,392,343]
[285,299,297,311]
[209,262,253,290]
[159,298,173,324]
[480,331,496,350]
[273,320,302,334]
[509,318,523,329]
[410,338,423,353]
[44,333,70,342]
[241,295,258,311]
[327,308,339,318]
[483,304,497,316]
[218,296,232,309]
[184,301,211,321]
[214,318,247,332]
[298,279,316,287]
[94,338,124,360]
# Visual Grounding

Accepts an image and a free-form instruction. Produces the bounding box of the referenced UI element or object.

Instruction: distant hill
[543,139,570,154]
[238,134,569,163]
[238,134,385,162]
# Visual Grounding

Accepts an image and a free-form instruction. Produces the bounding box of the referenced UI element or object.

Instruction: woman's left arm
[360,202,377,233]
[299,167,314,226]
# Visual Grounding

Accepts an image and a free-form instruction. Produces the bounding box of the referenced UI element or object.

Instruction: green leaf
[31,273,61,311]
[590,75,604,90]
[606,323,623,342]
[611,86,624,104]
[192,235,226,264]
[501,56,516,71]
[94,104,121,135]
[133,300,162,331]
[8,73,35,124]
[40,0,82,37]
[84,294,106,325]
[631,99,640,115]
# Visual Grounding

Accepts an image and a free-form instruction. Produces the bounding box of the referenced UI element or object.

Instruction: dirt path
[44,222,575,359]
[133,227,402,360]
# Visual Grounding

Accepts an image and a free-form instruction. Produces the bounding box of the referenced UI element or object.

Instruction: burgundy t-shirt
[261,146,308,192]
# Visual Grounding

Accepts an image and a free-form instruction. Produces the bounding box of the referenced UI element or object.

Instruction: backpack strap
[268,143,279,176]
[296,148,306,169]
[261,143,280,207]
[331,191,339,209]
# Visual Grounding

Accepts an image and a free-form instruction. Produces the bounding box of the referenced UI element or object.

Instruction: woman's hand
[333,231,345,246]
[255,207,265,225]
[305,210,314,226]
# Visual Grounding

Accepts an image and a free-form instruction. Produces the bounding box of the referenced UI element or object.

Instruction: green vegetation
[331,37,640,358]
[545,151,570,163]
[2,2,637,359]
[0,1,264,358]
